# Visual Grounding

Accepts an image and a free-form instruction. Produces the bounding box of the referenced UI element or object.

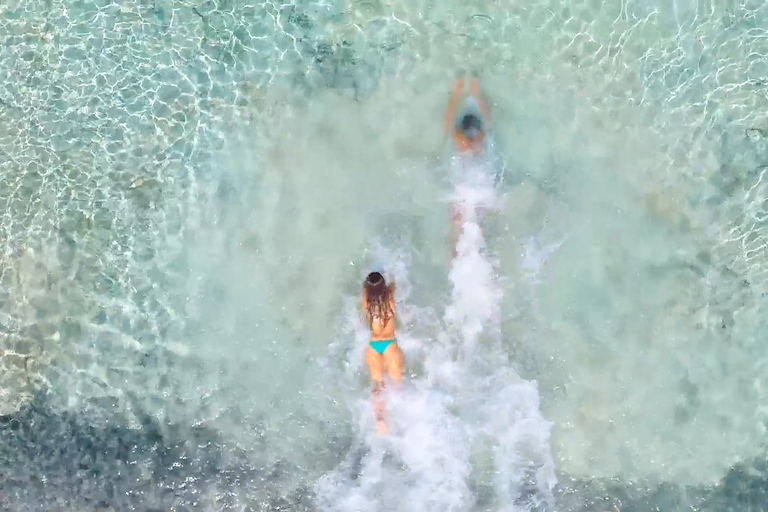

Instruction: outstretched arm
[444,78,465,132]
[470,78,491,126]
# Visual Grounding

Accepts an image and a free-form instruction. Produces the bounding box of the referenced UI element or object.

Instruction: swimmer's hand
[470,77,481,97]
[452,77,465,95]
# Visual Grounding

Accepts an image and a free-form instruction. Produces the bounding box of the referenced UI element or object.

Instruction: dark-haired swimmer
[445,76,493,259]
[362,271,404,435]
[445,76,491,156]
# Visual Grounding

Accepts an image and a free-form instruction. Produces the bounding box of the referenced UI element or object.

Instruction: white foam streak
[317,161,556,511]
[446,221,501,357]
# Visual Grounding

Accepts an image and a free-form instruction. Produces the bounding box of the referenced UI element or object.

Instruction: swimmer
[445,75,492,259]
[445,76,491,157]
[362,271,404,435]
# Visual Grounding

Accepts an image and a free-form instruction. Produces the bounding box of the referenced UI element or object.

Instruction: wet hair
[363,272,393,329]
[459,113,483,137]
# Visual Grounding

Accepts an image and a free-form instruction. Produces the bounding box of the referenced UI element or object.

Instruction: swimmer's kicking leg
[365,343,404,435]
[365,345,389,434]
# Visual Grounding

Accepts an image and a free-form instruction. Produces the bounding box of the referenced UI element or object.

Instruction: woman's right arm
[444,78,464,132]
[470,78,491,127]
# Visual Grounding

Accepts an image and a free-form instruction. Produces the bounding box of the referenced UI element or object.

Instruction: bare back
[364,293,396,341]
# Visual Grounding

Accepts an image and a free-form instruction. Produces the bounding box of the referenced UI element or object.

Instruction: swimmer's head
[363,272,393,324]
[364,271,387,296]
[459,113,483,140]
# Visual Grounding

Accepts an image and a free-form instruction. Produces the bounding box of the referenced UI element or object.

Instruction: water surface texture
[2,0,768,510]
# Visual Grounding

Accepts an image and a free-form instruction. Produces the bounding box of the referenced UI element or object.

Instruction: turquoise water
[2,0,768,510]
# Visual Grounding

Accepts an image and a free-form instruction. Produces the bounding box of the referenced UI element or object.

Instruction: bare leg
[365,346,388,434]
[383,343,404,383]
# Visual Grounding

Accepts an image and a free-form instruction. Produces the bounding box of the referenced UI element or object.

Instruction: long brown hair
[363,272,393,329]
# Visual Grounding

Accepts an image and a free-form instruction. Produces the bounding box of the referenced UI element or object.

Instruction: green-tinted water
[2,0,768,510]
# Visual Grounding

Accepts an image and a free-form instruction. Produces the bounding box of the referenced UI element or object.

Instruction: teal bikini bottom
[369,339,396,355]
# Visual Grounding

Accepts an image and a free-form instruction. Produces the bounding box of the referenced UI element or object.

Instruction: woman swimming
[362,271,404,434]
[445,75,493,259]
[445,76,491,157]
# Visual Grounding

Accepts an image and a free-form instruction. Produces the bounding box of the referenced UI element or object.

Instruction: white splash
[316,159,556,511]
[520,236,567,286]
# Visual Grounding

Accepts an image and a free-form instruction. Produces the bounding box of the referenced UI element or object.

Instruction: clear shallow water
[2,0,768,510]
